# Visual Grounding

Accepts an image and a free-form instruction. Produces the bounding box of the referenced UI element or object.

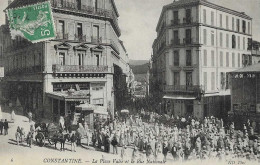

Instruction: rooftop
[231,63,260,73]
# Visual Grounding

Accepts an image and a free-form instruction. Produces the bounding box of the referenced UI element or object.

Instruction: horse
[53,132,71,151]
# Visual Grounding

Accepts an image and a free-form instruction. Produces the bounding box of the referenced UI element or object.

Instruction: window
[204,72,207,91]
[77,23,83,38]
[220,51,223,67]
[226,15,229,29]
[186,72,193,86]
[232,17,234,30]
[219,14,222,27]
[59,52,65,65]
[242,20,246,33]
[174,51,179,66]
[186,50,192,66]
[93,0,98,11]
[226,52,229,67]
[58,20,65,39]
[226,34,229,48]
[248,22,250,34]
[173,30,179,44]
[93,25,99,38]
[232,53,235,67]
[211,50,215,66]
[78,52,84,66]
[211,31,214,46]
[95,54,100,66]
[238,53,241,67]
[174,72,180,86]
[237,19,240,32]
[211,11,214,26]
[185,9,191,23]
[220,32,223,47]
[243,37,245,50]
[203,29,207,45]
[77,0,81,10]
[238,36,240,49]
[173,11,179,24]
[203,9,206,24]
[204,50,207,66]
[185,29,191,44]
[220,72,226,90]
[211,72,215,91]
[232,35,236,48]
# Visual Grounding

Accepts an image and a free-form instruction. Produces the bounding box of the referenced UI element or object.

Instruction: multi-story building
[1,0,129,122]
[151,0,252,119]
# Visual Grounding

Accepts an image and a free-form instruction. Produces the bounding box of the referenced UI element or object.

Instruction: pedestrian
[92,131,97,147]
[4,119,8,135]
[70,133,76,152]
[121,145,127,160]
[111,134,118,154]
[0,119,3,135]
[162,140,168,162]
[28,112,32,123]
[26,131,33,148]
[11,110,15,122]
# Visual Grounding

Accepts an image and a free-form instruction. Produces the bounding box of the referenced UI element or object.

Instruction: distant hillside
[129,60,149,66]
[130,63,149,75]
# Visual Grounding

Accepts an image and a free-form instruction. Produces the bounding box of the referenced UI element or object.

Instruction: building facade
[151,0,252,119]
[1,0,130,121]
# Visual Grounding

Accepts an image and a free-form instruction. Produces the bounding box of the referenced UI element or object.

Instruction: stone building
[1,0,130,121]
[151,0,252,119]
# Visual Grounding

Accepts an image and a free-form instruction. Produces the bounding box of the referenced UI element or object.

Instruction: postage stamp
[6,1,56,43]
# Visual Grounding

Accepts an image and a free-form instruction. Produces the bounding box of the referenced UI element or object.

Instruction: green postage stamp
[7,1,56,43]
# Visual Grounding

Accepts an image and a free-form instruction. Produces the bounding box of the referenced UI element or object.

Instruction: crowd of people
[88,111,260,163]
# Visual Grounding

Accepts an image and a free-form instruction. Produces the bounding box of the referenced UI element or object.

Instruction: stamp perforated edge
[6,0,56,43]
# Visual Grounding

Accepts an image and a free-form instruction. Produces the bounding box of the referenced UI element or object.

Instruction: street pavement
[0,107,180,165]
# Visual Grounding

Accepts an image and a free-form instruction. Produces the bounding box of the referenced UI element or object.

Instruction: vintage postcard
[0,0,260,165]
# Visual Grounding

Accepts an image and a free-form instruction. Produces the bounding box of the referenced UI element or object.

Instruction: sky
[0,0,259,61]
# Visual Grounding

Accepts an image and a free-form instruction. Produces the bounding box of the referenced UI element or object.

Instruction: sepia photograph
[0,0,260,165]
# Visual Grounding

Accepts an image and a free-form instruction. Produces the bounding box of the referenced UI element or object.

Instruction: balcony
[171,38,180,45]
[91,36,102,44]
[56,33,69,40]
[75,34,86,42]
[164,85,202,93]
[183,38,194,45]
[110,40,120,53]
[171,19,180,26]
[52,65,109,73]
[50,0,121,36]
[183,17,193,24]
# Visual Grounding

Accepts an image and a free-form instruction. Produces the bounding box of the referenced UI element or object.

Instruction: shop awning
[204,90,231,97]
[46,92,89,102]
[75,103,95,111]
[94,106,108,115]
[163,95,196,100]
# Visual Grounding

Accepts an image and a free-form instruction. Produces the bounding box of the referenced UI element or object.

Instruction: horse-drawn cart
[35,123,60,147]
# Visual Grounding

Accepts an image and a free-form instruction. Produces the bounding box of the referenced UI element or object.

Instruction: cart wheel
[48,138,56,145]
[36,132,45,147]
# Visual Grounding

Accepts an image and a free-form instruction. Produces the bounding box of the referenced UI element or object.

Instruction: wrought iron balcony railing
[171,38,180,45]
[183,17,193,24]
[91,36,102,44]
[52,65,109,73]
[51,0,121,36]
[110,40,120,53]
[163,85,203,93]
[171,19,180,26]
